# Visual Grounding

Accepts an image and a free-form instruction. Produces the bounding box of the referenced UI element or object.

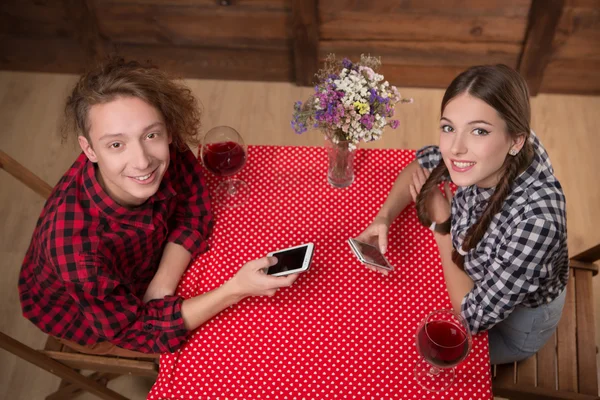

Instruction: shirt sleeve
[460,218,560,334]
[415,145,442,171]
[67,260,189,354]
[167,148,214,259]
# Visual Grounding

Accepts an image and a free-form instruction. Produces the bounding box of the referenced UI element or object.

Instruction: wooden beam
[42,350,159,377]
[291,0,319,86]
[572,244,600,264]
[0,332,127,400]
[518,0,565,96]
[574,269,599,395]
[0,150,53,199]
[62,0,112,66]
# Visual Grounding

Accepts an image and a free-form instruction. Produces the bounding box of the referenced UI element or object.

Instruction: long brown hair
[61,57,201,151]
[416,64,534,269]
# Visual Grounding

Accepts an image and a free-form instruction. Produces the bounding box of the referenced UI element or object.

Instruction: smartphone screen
[266,246,310,275]
[350,239,393,270]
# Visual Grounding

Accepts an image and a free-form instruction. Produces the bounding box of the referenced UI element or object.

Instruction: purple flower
[389,120,400,129]
[342,58,352,69]
[360,114,375,130]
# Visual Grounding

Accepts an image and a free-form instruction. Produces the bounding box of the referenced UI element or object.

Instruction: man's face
[79,96,172,207]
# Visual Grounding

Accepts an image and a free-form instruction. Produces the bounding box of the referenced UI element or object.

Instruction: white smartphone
[266,243,315,277]
[348,238,394,271]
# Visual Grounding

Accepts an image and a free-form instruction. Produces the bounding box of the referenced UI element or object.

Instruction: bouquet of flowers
[291,54,412,151]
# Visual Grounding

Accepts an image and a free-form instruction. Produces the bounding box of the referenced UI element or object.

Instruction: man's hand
[227,257,299,299]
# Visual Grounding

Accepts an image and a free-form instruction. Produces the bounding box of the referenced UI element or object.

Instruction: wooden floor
[1,70,599,399]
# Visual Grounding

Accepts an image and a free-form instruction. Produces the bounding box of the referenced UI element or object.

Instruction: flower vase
[324,135,356,188]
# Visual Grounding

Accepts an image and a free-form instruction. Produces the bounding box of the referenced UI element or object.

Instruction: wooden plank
[556,268,578,392]
[574,269,598,395]
[494,385,600,399]
[570,260,599,275]
[100,0,290,9]
[536,332,557,389]
[291,0,318,86]
[116,43,293,82]
[43,350,158,377]
[319,41,521,68]
[0,35,87,74]
[572,244,600,263]
[518,0,565,96]
[356,64,467,90]
[46,372,121,400]
[539,59,600,94]
[0,332,128,400]
[0,150,53,199]
[319,12,528,43]
[94,3,291,49]
[63,0,110,66]
[494,362,516,386]
[516,355,536,386]
[319,0,532,18]
[44,336,65,352]
[0,0,76,37]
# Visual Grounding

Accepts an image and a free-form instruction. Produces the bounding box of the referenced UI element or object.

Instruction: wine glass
[414,309,472,392]
[200,126,250,208]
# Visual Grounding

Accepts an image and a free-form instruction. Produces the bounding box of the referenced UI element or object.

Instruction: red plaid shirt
[19,147,213,354]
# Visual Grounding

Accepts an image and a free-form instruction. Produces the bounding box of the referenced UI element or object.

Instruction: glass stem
[428,366,441,376]
[227,179,238,195]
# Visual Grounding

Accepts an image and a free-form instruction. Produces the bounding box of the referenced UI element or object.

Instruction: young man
[19,58,298,355]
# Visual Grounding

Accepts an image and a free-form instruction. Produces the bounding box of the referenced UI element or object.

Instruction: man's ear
[78,136,98,163]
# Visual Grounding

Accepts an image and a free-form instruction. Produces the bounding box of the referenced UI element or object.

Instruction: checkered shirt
[416,131,568,334]
[19,147,213,353]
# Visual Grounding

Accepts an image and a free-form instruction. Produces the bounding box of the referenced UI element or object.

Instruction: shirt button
[144,324,152,331]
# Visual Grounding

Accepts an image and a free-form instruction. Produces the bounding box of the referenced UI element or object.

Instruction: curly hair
[415,64,534,269]
[61,57,201,151]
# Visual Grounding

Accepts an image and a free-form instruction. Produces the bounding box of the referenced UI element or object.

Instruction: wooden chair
[492,244,600,400]
[0,149,159,400]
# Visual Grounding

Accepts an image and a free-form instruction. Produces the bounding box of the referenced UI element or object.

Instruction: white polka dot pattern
[148,145,492,400]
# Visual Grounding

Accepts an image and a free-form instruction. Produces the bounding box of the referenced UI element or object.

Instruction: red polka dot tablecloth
[148,145,492,400]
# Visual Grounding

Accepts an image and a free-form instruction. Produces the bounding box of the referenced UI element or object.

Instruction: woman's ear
[509,132,527,155]
[78,136,98,163]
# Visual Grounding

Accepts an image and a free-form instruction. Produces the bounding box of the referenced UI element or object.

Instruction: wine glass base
[214,178,250,208]
[414,357,455,393]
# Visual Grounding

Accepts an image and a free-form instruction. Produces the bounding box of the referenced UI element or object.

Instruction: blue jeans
[488,288,566,365]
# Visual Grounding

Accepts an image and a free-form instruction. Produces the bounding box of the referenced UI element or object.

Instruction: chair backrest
[493,243,600,400]
[0,149,53,199]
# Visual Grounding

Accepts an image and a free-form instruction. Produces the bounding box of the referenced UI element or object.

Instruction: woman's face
[439,93,523,188]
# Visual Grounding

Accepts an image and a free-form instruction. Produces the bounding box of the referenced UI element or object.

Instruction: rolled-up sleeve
[416,145,442,171]
[70,275,189,354]
[460,218,559,333]
[167,148,214,259]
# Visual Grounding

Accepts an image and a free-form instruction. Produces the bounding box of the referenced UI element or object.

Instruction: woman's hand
[228,257,299,299]
[409,168,453,223]
[355,216,391,275]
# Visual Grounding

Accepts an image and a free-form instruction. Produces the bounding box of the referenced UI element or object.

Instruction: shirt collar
[81,153,177,229]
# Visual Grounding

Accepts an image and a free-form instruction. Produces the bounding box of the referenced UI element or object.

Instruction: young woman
[357,64,568,364]
[19,58,298,355]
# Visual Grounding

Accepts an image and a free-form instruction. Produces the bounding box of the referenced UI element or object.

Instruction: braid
[416,162,450,228]
[452,144,534,269]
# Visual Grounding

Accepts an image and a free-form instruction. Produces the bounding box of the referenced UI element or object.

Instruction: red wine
[203,141,246,176]
[416,320,469,368]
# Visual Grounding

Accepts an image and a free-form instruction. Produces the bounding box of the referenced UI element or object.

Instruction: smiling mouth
[452,161,476,168]
[130,169,156,181]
